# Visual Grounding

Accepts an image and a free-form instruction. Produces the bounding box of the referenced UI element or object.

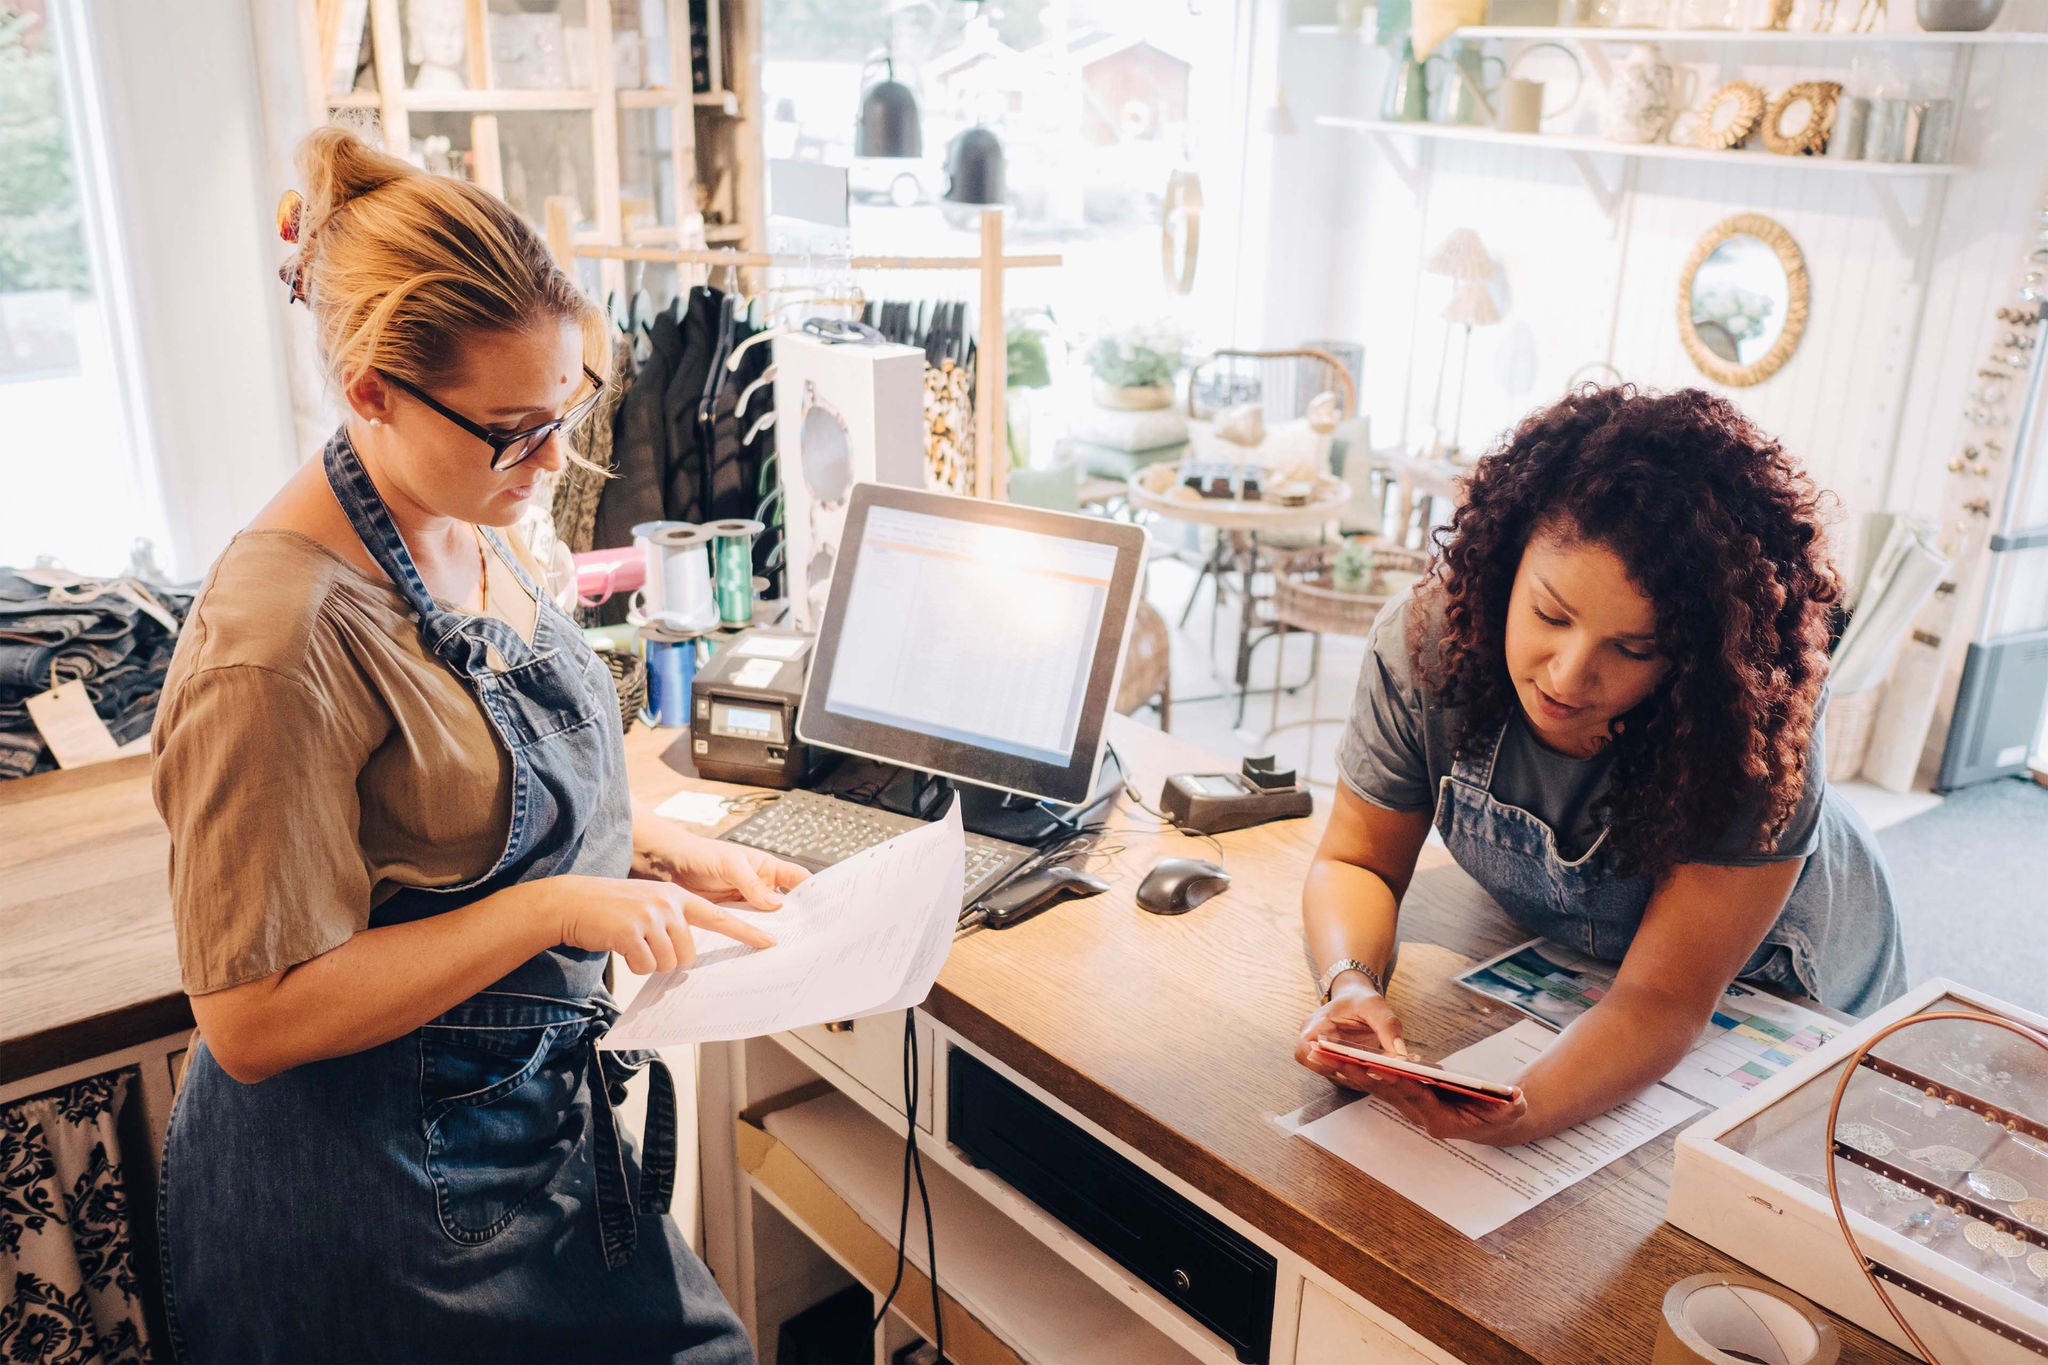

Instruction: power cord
[870,1010,943,1362]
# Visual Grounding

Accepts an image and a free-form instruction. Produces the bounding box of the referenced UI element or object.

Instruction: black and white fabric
[0,1070,151,1365]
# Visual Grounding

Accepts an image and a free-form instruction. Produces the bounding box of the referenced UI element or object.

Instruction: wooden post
[544,195,574,267]
[977,207,1006,502]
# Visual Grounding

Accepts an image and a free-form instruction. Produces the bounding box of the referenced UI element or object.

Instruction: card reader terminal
[1160,755,1313,834]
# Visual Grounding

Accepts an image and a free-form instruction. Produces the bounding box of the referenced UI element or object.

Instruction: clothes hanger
[735,365,776,419]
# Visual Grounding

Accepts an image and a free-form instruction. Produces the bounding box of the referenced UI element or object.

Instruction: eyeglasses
[383,365,606,472]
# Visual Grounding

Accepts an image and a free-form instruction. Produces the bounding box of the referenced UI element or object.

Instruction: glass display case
[1669,979,2048,1363]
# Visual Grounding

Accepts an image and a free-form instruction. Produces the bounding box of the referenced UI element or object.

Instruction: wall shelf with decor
[298,0,764,299]
[1297,21,2048,43]
[1318,113,1960,257]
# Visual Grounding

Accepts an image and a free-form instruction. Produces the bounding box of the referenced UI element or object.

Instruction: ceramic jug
[1380,38,1436,123]
[1599,43,1691,144]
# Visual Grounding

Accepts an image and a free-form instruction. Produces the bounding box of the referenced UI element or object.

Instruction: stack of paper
[603,800,965,1048]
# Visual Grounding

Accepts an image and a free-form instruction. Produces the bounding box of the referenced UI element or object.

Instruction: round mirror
[1678,214,1808,387]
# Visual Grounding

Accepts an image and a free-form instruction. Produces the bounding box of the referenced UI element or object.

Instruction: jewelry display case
[1668,978,2048,1362]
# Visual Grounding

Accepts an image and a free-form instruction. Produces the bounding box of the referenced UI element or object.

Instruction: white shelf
[1294,20,2048,42]
[1316,113,1966,174]
[759,1092,1203,1365]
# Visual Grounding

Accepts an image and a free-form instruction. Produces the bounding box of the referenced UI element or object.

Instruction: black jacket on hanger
[704,317,769,524]
[661,287,725,524]
[593,300,682,553]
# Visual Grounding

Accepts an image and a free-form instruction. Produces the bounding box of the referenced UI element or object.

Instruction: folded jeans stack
[0,568,193,780]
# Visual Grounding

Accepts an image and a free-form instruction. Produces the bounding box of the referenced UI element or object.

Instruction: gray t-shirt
[1334,592,1823,866]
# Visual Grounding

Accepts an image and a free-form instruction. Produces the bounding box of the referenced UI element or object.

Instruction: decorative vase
[1092,379,1173,411]
[1915,0,2002,28]
[1599,44,1686,144]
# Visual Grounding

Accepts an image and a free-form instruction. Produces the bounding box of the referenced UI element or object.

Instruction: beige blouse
[152,529,541,995]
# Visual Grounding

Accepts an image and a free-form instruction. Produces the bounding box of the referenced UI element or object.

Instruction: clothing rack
[543,196,1060,501]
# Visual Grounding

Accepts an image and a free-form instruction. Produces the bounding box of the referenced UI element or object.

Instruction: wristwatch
[1318,957,1387,1004]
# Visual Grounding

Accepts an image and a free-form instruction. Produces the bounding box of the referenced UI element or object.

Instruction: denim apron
[158,428,752,1364]
[1433,720,1906,1016]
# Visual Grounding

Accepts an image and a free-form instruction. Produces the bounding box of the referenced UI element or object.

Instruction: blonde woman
[151,127,802,1362]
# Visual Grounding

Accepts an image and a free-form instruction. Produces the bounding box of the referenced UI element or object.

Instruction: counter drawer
[948,1048,1276,1364]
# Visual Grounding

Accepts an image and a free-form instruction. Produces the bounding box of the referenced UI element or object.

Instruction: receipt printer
[1160,755,1313,834]
[690,628,820,788]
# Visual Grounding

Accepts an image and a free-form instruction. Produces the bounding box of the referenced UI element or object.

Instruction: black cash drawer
[947,1049,1276,1364]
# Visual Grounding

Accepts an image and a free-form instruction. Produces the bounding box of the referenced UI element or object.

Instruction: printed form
[1295,1020,1700,1239]
[603,800,965,1048]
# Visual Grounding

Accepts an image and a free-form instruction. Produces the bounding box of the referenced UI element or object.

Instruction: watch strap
[1319,957,1386,1003]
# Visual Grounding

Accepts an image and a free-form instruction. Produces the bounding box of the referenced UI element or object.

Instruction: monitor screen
[796,484,1145,806]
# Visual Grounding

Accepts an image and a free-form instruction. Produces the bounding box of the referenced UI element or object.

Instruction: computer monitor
[795,482,1147,809]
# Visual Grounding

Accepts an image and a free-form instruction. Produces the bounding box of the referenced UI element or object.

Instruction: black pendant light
[942,126,1005,206]
[856,57,922,159]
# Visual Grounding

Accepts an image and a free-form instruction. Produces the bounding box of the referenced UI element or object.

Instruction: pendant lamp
[856,57,922,158]
[943,126,1006,206]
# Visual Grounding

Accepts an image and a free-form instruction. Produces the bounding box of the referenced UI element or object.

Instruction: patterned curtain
[0,1069,152,1365]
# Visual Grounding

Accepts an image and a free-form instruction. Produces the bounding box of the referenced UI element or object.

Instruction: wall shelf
[1317,114,1956,255]
[1293,21,2048,43]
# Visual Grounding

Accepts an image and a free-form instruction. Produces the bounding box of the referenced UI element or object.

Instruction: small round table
[1125,464,1351,724]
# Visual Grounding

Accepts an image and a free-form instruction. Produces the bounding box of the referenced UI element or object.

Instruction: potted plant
[1085,325,1186,411]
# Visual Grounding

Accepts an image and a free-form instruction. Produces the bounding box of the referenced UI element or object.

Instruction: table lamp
[1424,228,1501,461]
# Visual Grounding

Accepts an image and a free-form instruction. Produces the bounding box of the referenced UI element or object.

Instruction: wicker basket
[600,651,647,735]
[1272,543,1431,638]
[1823,685,1882,784]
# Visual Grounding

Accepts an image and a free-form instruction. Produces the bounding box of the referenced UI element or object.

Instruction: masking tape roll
[1651,1273,1840,1365]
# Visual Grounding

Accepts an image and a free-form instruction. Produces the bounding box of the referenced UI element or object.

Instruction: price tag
[26,680,122,768]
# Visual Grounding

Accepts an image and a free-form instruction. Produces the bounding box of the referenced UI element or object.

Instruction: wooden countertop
[6,721,1909,1364]
[0,754,190,1085]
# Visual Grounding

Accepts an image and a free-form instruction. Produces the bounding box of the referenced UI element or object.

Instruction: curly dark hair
[1414,385,1841,881]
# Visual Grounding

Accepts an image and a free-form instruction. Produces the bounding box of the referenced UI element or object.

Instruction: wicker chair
[1114,600,1172,729]
[1262,541,1430,782]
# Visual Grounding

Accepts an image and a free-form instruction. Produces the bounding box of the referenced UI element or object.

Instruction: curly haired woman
[1295,386,1904,1145]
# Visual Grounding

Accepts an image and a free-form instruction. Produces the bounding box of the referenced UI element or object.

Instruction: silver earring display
[1840,1123,1897,1157]
[1967,1170,2030,1204]
[1910,1144,1982,1175]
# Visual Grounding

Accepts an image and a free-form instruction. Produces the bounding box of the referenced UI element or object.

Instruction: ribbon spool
[631,520,718,633]
[1653,1273,1840,1365]
[637,623,701,729]
[705,518,764,628]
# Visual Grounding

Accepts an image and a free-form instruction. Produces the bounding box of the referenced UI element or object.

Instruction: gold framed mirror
[1677,213,1809,387]
[1695,81,1765,150]
[1762,81,1840,156]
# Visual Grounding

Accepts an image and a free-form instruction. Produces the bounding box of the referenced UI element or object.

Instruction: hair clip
[277,189,305,244]
[278,258,308,307]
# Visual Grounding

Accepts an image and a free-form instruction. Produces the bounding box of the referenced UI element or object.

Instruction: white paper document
[1453,938,1843,1108]
[602,799,965,1048]
[1295,1020,1701,1239]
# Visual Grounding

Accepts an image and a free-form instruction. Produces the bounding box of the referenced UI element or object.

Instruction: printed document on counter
[603,799,965,1048]
[1294,1020,1700,1239]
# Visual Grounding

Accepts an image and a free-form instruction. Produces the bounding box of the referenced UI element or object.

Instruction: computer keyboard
[720,788,1033,909]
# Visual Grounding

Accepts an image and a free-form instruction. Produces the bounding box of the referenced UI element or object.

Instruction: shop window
[759,0,1243,339]
[0,1,159,576]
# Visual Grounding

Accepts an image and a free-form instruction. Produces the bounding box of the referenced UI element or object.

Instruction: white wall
[86,0,301,580]
[1268,29,2048,555]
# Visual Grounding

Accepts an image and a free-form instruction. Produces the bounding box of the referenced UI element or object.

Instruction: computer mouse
[1136,858,1230,916]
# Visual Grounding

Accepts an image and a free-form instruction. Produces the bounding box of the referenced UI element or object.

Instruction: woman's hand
[641,825,809,910]
[1295,981,1409,1089]
[1295,983,1530,1145]
[539,875,777,975]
